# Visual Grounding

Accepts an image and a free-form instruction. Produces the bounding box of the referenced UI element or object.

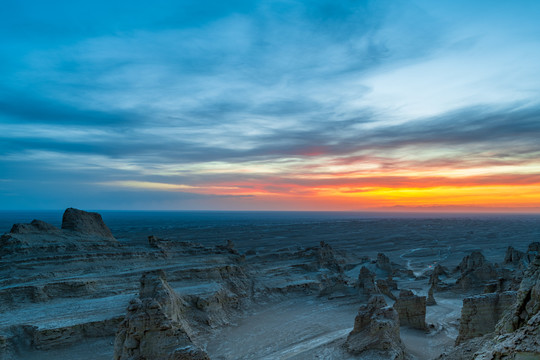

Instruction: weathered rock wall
[393,289,427,330]
[455,291,516,345]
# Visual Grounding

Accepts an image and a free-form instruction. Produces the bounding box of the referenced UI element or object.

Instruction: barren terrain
[1,210,539,359]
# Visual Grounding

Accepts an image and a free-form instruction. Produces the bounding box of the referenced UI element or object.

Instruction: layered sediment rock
[0,208,117,258]
[114,270,209,360]
[455,251,498,291]
[455,291,516,345]
[475,313,540,359]
[497,255,540,333]
[4,209,539,359]
[393,289,427,330]
[344,295,404,359]
[441,255,540,359]
[10,220,60,235]
[470,255,540,359]
[61,207,115,239]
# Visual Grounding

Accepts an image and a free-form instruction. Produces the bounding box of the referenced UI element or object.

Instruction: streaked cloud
[2,0,540,210]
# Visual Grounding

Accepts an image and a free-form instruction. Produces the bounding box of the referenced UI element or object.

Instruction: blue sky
[2,0,540,211]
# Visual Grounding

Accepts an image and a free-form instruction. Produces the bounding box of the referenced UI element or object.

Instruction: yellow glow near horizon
[98,177,540,211]
[341,185,540,206]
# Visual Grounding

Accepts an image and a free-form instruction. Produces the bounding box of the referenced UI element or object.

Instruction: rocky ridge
[440,250,540,359]
[393,289,427,330]
[1,209,539,359]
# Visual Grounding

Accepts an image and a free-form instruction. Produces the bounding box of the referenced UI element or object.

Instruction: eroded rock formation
[344,295,404,359]
[441,254,540,359]
[393,289,427,330]
[455,291,516,345]
[357,266,380,297]
[0,208,117,258]
[114,270,209,360]
[317,241,343,273]
[377,276,398,300]
[528,242,540,256]
[429,264,448,289]
[61,207,115,239]
[9,220,60,235]
[497,255,540,334]
[376,252,393,274]
[504,246,526,267]
[455,251,498,291]
[470,255,540,359]
[4,209,540,360]
[427,286,436,306]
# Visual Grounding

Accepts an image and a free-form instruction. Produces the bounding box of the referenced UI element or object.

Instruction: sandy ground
[206,296,358,359]
[15,292,462,360]
[203,292,462,360]
[402,295,462,360]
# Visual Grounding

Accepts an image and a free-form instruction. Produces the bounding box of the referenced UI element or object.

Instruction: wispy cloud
[2,0,540,210]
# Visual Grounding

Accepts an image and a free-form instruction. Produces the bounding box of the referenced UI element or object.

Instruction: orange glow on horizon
[96,145,540,212]
[99,176,540,212]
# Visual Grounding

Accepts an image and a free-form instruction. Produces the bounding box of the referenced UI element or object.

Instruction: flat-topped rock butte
[1,209,540,359]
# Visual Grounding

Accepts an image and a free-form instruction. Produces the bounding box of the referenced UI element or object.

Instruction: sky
[2,0,540,212]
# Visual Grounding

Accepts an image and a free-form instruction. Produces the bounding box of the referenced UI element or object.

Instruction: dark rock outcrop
[357,266,380,297]
[148,235,174,253]
[10,220,59,235]
[317,241,342,273]
[504,246,526,266]
[344,295,404,359]
[1,209,117,258]
[215,240,239,255]
[427,286,436,306]
[376,252,392,274]
[528,242,540,255]
[149,235,164,248]
[429,264,448,289]
[457,251,488,274]
[377,276,398,300]
[61,208,115,239]
[455,251,498,291]
[393,289,427,330]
